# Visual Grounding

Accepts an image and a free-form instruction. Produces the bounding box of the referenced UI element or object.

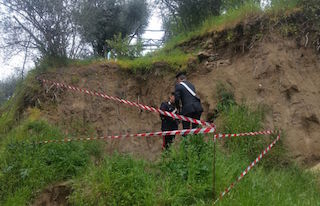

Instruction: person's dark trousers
[182,112,202,129]
[162,135,175,150]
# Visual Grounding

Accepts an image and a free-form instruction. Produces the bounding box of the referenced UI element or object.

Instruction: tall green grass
[70,135,320,205]
[117,49,192,74]
[0,120,102,205]
[70,154,157,205]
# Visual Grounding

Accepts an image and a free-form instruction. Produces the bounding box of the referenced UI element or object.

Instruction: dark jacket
[160,101,179,131]
[175,81,203,115]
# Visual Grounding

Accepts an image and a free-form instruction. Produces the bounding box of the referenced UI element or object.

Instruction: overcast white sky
[0,0,270,81]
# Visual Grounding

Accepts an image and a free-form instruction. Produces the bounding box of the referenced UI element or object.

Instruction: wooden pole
[213,136,216,202]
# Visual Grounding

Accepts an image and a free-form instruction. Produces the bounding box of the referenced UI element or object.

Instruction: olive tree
[74,0,149,56]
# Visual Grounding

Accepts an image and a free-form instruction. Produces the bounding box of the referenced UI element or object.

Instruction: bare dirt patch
[32,182,72,206]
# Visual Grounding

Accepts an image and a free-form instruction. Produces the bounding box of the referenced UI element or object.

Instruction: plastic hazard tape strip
[38,78,215,128]
[36,127,216,145]
[214,134,281,205]
[32,129,274,145]
[213,130,275,140]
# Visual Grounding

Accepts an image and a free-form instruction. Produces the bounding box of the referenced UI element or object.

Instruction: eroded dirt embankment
[192,34,320,165]
[38,63,175,161]
[35,16,320,166]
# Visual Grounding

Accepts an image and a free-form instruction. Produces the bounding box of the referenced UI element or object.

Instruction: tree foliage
[299,0,320,27]
[158,0,262,37]
[0,0,89,59]
[106,33,143,59]
[0,0,149,61]
[74,0,149,56]
[158,0,222,34]
[222,0,261,10]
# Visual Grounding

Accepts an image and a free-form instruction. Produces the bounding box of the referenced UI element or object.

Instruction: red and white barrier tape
[36,78,281,204]
[31,129,274,145]
[214,134,281,205]
[34,127,216,145]
[38,78,215,128]
[213,130,274,140]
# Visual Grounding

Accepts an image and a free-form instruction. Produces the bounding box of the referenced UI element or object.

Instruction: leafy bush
[106,33,143,59]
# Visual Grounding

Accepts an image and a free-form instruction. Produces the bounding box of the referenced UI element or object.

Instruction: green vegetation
[117,49,193,73]
[0,76,21,106]
[106,33,143,58]
[0,70,41,134]
[164,0,301,50]
[270,0,300,11]
[70,154,156,205]
[215,83,288,167]
[0,0,149,59]
[1,1,319,205]
[159,0,222,34]
[164,2,262,50]
[0,119,101,205]
[68,84,318,205]
[113,0,303,73]
[1,69,318,205]
[73,0,149,56]
[69,103,320,205]
[216,82,236,112]
[0,74,319,205]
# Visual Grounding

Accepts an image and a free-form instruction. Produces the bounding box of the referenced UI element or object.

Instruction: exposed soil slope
[35,15,320,166]
[192,34,320,165]
[38,64,175,161]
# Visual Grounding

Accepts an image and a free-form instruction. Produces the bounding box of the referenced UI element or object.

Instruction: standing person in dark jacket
[175,72,203,129]
[160,92,179,150]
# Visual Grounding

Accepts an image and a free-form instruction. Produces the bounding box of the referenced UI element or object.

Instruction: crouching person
[160,92,179,150]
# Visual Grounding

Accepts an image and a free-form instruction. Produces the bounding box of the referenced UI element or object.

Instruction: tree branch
[13,15,47,54]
